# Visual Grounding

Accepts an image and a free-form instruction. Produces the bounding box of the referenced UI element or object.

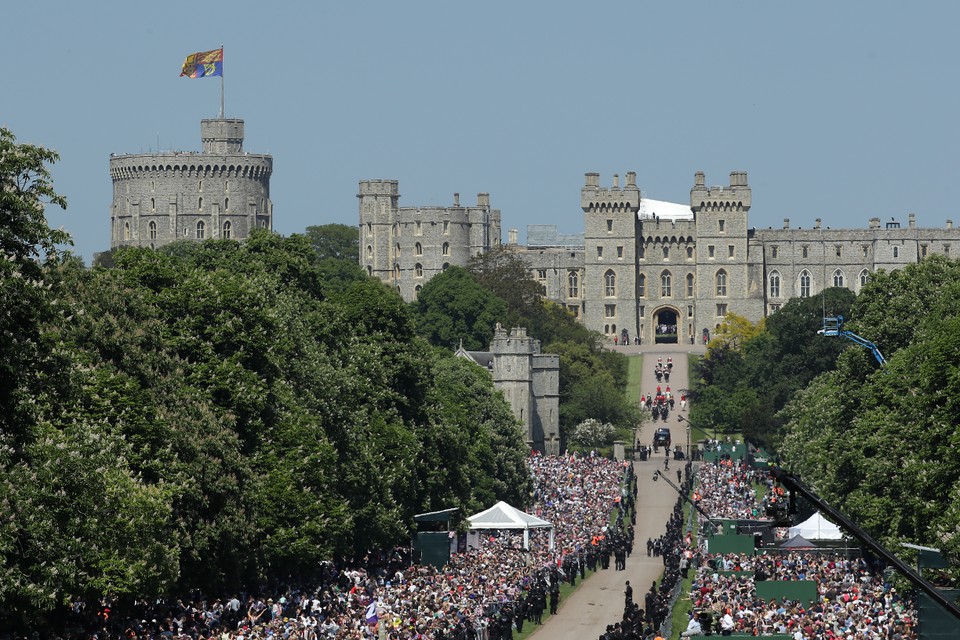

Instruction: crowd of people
[31,453,632,640]
[673,458,919,639]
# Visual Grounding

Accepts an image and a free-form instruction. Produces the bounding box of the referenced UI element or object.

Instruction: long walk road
[529,341,704,640]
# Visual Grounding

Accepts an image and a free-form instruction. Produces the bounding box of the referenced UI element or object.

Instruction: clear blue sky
[3,1,958,262]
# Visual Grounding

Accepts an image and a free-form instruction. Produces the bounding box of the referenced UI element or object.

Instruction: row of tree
[1,130,531,626]
[689,256,960,568]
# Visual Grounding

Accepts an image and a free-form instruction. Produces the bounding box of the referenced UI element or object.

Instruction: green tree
[413,266,508,349]
[303,223,359,261]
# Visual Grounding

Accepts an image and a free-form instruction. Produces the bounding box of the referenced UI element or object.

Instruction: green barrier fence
[706,534,756,554]
[754,580,819,606]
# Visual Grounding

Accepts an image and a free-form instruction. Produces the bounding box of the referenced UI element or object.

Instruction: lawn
[625,354,644,405]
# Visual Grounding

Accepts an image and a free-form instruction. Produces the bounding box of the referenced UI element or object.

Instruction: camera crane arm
[652,469,722,535]
[769,465,960,622]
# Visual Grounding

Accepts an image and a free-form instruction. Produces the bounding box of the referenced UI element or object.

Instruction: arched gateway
[653,307,680,344]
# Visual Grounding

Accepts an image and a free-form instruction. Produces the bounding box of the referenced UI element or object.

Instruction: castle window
[771,246,779,258]
[835,245,842,258]
[123,221,130,240]
[945,244,951,256]
[617,246,623,259]
[196,220,205,239]
[859,269,870,288]
[443,220,449,235]
[442,242,450,256]
[568,271,579,298]
[225,180,229,193]
[198,197,203,211]
[537,269,548,295]
[715,269,727,297]
[415,285,422,297]
[638,274,646,297]
[769,304,781,313]
[224,197,229,211]
[802,245,809,258]
[638,245,645,258]
[687,305,693,318]
[921,244,928,258]
[604,269,617,297]
[415,263,423,278]
[799,270,811,298]
[686,246,693,259]
[367,266,373,276]
[415,221,422,236]
[596,246,603,259]
[442,262,450,272]
[833,269,845,288]
[367,222,372,235]
[893,246,900,258]
[149,221,157,240]
[719,219,725,232]
[716,303,727,317]
[366,245,373,260]
[395,243,401,258]
[198,180,203,192]
[415,242,423,256]
[769,272,781,298]
[567,305,580,318]
[607,219,613,232]
[728,245,735,258]
[393,223,400,237]
[605,304,616,319]
[686,273,695,297]
[150,198,155,211]
[708,245,715,259]
[660,270,672,297]
[639,305,645,317]
[223,220,232,239]
[862,245,869,258]
[662,246,669,259]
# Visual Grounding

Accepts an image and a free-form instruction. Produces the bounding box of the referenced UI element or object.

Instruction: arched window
[442,242,450,256]
[859,269,870,289]
[799,270,811,298]
[198,197,203,211]
[224,197,229,211]
[442,262,450,272]
[394,243,401,258]
[604,269,617,297]
[415,242,423,256]
[686,246,693,259]
[661,270,672,297]
[638,245,645,258]
[638,273,646,297]
[196,220,205,239]
[148,220,157,240]
[393,264,400,280]
[662,246,670,259]
[686,273,695,297]
[715,269,727,297]
[893,246,900,258]
[367,265,373,276]
[393,222,400,237]
[198,180,203,192]
[123,221,130,241]
[833,269,845,288]
[769,271,781,298]
[568,271,579,298]
[415,285,422,297]
[150,197,155,211]
[222,220,232,239]
[415,263,423,278]
[366,245,373,260]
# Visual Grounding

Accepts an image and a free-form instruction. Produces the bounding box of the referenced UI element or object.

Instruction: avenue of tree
[0,129,636,628]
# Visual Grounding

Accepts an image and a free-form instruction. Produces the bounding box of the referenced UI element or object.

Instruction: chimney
[869,217,881,229]
[585,172,600,188]
[695,171,705,186]
[508,228,518,245]
[477,193,490,208]
[908,213,916,228]
[783,218,790,229]
[612,174,619,189]
[625,171,637,188]
[453,193,460,207]
[814,218,822,229]
[948,220,954,230]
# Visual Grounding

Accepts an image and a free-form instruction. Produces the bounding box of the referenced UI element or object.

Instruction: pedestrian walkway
[529,348,695,640]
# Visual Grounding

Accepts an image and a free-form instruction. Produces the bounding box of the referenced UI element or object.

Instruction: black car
[653,428,671,448]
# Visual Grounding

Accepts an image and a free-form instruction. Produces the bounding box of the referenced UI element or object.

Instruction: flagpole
[219,44,225,118]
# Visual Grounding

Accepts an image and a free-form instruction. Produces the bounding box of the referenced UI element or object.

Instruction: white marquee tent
[788,511,844,540]
[467,501,554,550]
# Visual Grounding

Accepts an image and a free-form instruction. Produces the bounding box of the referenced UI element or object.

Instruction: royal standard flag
[180,47,223,78]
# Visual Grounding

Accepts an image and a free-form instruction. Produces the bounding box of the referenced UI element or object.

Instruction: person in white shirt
[681,614,704,637]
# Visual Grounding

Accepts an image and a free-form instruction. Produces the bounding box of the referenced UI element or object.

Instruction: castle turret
[109,118,272,250]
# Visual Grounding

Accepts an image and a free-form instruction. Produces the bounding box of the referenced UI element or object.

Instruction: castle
[361,171,960,345]
[109,118,273,249]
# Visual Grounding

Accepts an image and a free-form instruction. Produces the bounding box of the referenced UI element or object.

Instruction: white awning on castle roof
[638,198,693,221]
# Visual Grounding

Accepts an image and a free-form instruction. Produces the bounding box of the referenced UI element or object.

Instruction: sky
[3,1,959,262]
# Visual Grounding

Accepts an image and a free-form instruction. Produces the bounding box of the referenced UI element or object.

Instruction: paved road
[529,343,699,640]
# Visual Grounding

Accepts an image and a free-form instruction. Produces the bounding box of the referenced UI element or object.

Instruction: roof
[788,511,844,540]
[638,198,693,221]
[454,345,494,369]
[779,534,816,549]
[467,501,552,530]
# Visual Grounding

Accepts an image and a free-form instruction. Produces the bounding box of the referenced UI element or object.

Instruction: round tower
[109,118,272,250]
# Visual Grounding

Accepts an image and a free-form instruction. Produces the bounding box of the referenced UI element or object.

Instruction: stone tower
[582,172,641,341]
[690,171,763,333]
[109,118,272,249]
[490,325,560,455]
[358,181,501,301]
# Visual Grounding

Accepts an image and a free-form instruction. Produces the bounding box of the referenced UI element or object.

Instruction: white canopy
[789,511,844,540]
[467,501,554,550]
